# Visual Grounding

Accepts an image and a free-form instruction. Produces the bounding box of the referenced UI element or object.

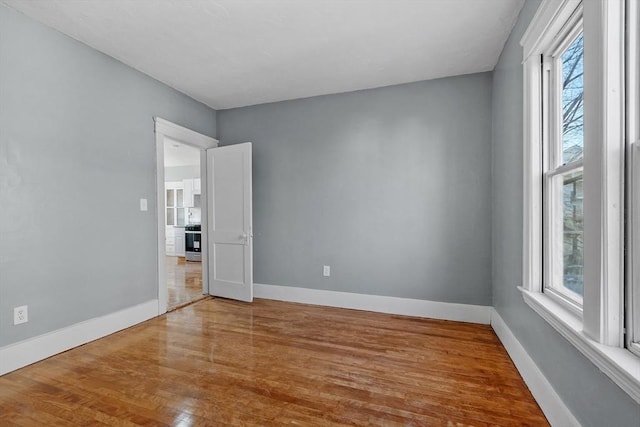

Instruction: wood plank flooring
[0,298,548,426]
[166,256,204,311]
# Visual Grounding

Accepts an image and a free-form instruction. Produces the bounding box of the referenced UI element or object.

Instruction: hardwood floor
[0,299,548,426]
[166,256,205,311]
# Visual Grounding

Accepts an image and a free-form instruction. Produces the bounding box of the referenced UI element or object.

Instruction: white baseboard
[254,283,492,324]
[0,299,158,376]
[491,309,581,427]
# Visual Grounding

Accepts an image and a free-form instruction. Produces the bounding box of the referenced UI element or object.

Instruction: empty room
[1,0,639,425]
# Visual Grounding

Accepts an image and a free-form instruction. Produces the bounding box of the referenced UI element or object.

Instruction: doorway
[154,118,218,315]
[164,139,203,310]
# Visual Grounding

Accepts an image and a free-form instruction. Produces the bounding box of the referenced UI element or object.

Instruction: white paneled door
[207,143,253,302]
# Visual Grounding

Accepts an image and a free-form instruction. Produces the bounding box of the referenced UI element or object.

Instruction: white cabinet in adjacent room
[182,178,202,208]
[165,182,185,226]
[183,179,194,208]
[165,181,188,257]
[165,226,176,256]
[166,226,186,257]
[175,228,185,256]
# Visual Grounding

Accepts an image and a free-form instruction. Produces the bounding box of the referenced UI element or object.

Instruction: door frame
[154,117,218,315]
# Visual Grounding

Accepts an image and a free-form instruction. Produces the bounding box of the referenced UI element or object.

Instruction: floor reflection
[166,255,204,310]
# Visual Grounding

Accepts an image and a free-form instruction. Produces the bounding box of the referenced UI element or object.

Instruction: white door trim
[154,117,218,315]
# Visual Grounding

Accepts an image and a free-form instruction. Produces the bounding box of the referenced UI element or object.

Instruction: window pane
[562,170,583,296]
[177,208,185,226]
[166,189,175,207]
[176,189,184,208]
[166,208,174,226]
[561,33,584,164]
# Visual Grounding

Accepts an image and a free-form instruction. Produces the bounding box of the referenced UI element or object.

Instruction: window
[543,20,584,311]
[522,0,640,403]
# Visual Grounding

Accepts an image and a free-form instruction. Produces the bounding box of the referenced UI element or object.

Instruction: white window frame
[541,10,585,314]
[521,0,640,404]
[628,0,640,357]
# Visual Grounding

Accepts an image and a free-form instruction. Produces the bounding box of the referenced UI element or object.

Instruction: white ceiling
[2,0,524,110]
[164,138,200,167]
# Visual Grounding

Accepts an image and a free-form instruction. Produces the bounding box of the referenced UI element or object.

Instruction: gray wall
[491,1,640,425]
[165,165,200,182]
[218,73,493,305]
[0,5,217,346]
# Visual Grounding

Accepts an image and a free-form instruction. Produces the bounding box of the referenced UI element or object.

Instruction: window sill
[519,287,640,404]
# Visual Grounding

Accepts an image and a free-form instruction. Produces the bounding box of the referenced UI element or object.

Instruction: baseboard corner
[0,299,158,376]
[490,308,581,427]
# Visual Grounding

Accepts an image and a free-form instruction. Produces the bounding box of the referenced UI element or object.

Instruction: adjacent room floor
[0,298,548,426]
[166,255,205,311]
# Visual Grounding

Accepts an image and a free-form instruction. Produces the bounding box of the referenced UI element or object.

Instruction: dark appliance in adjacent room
[185,224,201,262]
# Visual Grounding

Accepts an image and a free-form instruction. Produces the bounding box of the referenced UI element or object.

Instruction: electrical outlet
[14,305,28,325]
[140,198,148,211]
[323,265,331,277]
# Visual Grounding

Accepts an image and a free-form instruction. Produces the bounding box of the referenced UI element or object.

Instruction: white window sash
[522,0,583,296]
[627,0,640,355]
[540,6,586,313]
[543,164,584,310]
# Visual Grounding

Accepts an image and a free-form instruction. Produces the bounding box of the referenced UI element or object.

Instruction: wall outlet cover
[14,305,28,325]
[323,265,331,277]
[140,198,148,211]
